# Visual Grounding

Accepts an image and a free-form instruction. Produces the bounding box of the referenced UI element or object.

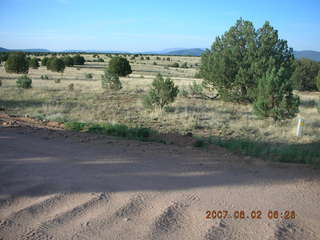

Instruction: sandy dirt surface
[0,116,320,240]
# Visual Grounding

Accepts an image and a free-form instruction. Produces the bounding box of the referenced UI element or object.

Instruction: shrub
[291,58,319,91]
[0,79,2,87]
[167,57,171,61]
[181,62,188,68]
[47,58,65,73]
[54,78,61,83]
[156,56,161,60]
[193,139,207,148]
[5,52,29,74]
[194,72,202,78]
[0,52,9,62]
[189,81,203,97]
[63,56,74,67]
[73,54,85,65]
[171,62,179,68]
[140,56,144,60]
[179,88,189,98]
[16,75,32,88]
[253,67,300,121]
[68,83,74,91]
[101,70,122,90]
[143,73,179,109]
[146,56,150,60]
[153,62,157,65]
[29,58,40,69]
[41,57,49,66]
[85,73,93,79]
[40,74,49,80]
[108,56,132,77]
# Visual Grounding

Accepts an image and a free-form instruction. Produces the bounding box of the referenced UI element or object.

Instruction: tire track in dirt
[149,194,200,240]
[274,220,320,240]
[22,192,112,239]
[0,192,94,240]
[73,192,152,240]
[0,182,62,219]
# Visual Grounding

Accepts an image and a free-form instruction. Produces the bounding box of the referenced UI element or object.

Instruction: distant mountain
[141,48,187,55]
[20,49,51,52]
[0,47,10,52]
[0,47,50,52]
[166,48,205,56]
[293,50,320,62]
[62,49,129,54]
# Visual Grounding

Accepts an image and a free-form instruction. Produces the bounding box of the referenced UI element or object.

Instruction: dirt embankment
[0,114,320,240]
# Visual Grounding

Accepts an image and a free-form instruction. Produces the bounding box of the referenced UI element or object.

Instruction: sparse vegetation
[16,75,32,88]
[68,83,74,91]
[85,73,93,79]
[40,74,49,80]
[0,51,319,166]
[171,62,179,68]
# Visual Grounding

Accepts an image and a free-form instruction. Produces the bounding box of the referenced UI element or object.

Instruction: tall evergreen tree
[201,18,257,102]
[253,67,300,121]
[201,19,299,120]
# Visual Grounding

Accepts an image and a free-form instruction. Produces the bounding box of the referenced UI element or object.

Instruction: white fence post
[296,117,304,137]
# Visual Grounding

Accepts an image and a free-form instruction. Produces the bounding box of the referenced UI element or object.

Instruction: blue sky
[1,0,319,51]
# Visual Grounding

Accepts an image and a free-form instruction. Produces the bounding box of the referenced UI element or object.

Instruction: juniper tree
[253,67,300,121]
[143,74,179,109]
[5,52,29,74]
[108,56,132,76]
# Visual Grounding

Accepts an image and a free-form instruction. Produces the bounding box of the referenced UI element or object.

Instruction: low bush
[16,75,32,89]
[101,70,122,90]
[68,83,74,91]
[85,73,93,79]
[181,62,188,68]
[143,73,179,109]
[41,74,49,80]
[189,81,203,97]
[171,62,179,68]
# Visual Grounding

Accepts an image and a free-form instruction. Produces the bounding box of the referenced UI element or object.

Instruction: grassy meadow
[0,54,319,165]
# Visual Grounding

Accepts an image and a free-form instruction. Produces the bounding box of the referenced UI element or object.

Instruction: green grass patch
[208,136,320,167]
[64,121,154,141]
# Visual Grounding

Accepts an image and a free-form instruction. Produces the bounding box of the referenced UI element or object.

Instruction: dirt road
[0,121,320,240]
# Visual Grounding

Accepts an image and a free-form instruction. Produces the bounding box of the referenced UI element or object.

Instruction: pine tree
[253,67,300,121]
[201,18,257,102]
[143,74,179,109]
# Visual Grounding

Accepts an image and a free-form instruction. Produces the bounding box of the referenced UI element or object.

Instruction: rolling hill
[1,47,320,61]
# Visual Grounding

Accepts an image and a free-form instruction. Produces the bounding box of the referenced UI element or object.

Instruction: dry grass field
[0,54,319,165]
